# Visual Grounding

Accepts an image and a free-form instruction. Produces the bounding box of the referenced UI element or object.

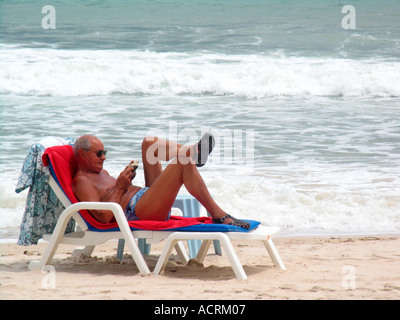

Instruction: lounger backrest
[43,145,91,231]
[48,170,90,231]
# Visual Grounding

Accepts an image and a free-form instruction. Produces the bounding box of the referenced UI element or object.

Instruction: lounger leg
[154,238,179,276]
[262,239,286,270]
[218,235,247,280]
[213,240,222,255]
[124,238,151,274]
[174,241,189,265]
[154,233,247,280]
[72,245,95,257]
[117,238,150,260]
[28,232,63,271]
[138,238,151,255]
[116,239,125,260]
[187,239,201,259]
[29,205,76,271]
[196,240,212,263]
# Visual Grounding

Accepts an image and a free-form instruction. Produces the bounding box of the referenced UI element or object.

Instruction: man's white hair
[73,135,92,156]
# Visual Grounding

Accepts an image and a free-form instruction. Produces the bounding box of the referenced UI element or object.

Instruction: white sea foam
[1,46,400,98]
[2,168,399,235]
[0,176,26,229]
[2,151,399,235]
[1,45,399,238]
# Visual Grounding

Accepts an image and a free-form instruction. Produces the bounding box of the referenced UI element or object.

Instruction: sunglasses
[83,149,107,158]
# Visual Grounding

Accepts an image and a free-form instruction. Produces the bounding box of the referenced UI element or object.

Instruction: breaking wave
[1,46,400,98]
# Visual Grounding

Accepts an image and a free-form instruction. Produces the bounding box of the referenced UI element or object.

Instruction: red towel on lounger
[42,145,212,231]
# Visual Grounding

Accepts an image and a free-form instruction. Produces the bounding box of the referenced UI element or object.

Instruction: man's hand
[115,162,137,191]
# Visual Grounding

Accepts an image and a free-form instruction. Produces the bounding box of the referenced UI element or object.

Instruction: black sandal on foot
[194,133,215,167]
[212,214,250,230]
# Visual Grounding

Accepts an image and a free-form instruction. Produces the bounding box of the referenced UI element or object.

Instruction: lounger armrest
[71,201,124,216]
[70,201,130,231]
[74,201,130,226]
[50,201,127,238]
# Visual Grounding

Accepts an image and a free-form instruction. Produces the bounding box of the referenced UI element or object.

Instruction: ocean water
[1,0,400,241]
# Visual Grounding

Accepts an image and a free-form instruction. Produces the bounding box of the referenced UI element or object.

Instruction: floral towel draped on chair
[16,137,76,245]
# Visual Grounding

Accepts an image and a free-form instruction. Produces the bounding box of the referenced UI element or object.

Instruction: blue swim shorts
[124,187,171,221]
[124,187,149,221]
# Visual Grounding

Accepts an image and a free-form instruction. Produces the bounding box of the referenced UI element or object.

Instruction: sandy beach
[1,235,399,300]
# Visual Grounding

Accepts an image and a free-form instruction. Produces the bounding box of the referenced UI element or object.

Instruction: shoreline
[1,234,399,300]
[1,228,399,244]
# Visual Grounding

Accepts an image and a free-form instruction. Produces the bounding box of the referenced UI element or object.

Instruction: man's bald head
[73,135,101,157]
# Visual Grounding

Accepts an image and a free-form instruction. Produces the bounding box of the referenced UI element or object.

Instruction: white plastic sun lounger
[28,147,285,280]
[29,173,285,279]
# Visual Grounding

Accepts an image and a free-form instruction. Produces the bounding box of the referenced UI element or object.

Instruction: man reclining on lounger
[72,134,250,230]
